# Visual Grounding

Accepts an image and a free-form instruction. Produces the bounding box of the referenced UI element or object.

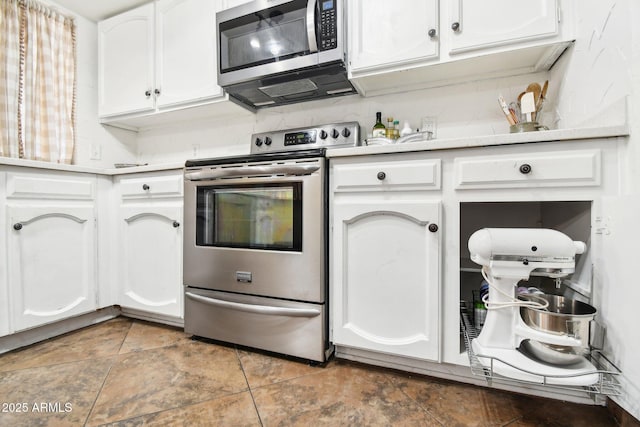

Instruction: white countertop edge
[326,124,630,158]
[0,158,184,175]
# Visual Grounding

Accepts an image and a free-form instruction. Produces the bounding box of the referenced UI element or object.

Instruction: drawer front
[6,173,95,200]
[333,158,441,192]
[454,150,601,189]
[119,173,182,199]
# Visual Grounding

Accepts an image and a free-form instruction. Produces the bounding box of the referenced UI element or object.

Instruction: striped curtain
[0,0,76,164]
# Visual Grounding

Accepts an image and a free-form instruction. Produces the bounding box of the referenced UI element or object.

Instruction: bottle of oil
[372,112,386,137]
[385,117,394,139]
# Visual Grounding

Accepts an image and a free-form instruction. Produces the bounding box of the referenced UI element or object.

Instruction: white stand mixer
[468,228,599,386]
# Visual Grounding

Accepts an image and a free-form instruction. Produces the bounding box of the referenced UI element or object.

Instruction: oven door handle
[185,292,321,318]
[184,164,320,181]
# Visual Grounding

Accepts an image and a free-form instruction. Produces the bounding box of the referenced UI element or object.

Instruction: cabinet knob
[451,22,460,32]
[13,223,23,231]
[154,88,160,96]
[519,164,532,174]
[142,184,150,190]
[172,221,180,228]
[145,90,151,97]
[428,28,437,38]
[377,171,386,181]
[428,223,439,233]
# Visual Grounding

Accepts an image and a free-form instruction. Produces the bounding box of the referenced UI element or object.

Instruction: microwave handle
[306,0,318,53]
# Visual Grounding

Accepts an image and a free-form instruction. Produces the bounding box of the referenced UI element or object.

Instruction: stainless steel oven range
[183,122,359,362]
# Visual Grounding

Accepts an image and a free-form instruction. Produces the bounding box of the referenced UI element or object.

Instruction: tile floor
[0,317,619,426]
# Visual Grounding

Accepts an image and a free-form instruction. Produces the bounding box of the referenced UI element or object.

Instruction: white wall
[135,71,553,164]
[551,0,639,420]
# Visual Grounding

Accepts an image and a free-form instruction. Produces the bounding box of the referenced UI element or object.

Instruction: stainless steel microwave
[216,0,356,110]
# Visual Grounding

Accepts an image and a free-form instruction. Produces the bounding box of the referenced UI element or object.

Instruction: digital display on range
[284,130,316,146]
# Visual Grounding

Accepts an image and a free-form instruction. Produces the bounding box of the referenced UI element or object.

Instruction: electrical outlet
[192,144,200,158]
[90,143,102,160]
[421,116,437,139]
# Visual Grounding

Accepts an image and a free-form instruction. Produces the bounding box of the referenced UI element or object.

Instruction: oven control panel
[251,122,360,154]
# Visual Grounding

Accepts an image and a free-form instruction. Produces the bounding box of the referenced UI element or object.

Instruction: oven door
[183,158,325,303]
[217,0,343,87]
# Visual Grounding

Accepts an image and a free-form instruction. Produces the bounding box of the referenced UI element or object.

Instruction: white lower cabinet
[4,169,99,333]
[330,155,442,361]
[118,205,182,317]
[8,205,97,331]
[115,171,183,319]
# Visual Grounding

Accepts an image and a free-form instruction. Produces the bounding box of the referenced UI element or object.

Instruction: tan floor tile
[251,361,441,426]
[0,357,114,427]
[86,340,248,425]
[0,317,132,373]
[507,394,617,427]
[238,349,325,389]
[98,392,261,427]
[119,320,190,354]
[390,373,521,426]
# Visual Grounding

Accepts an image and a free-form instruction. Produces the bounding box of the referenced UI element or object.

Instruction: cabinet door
[98,3,155,117]
[219,0,252,9]
[119,205,183,318]
[448,0,558,54]
[156,0,222,108]
[348,0,439,72]
[7,205,97,331]
[332,198,441,361]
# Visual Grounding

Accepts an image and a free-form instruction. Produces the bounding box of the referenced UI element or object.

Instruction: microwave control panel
[319,0,337,51]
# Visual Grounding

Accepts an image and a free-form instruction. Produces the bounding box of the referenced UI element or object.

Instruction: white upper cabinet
[98,3,155,117]
[348,0,571,96]
[156,0,222,108]
[98,0,226,122]
[348,0,439,71]
[448,0,558,54]
[219,0,252,9]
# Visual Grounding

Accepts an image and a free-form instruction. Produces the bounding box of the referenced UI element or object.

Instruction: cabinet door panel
[449,0,558,54]
[120,206,182,317]
[8,206,97,331]
[348,0,439,72]
[98,3,155,117]
[332,199,441,361]
[156,0,222,108]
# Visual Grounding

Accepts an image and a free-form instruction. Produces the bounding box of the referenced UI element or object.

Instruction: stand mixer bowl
[518,294,596,365]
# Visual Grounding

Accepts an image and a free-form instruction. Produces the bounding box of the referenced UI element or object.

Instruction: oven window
[196,183,302,251]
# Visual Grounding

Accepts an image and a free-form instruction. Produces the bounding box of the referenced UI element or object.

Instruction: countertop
[326,124,630,158]
[0,124,629,173]
[0,157,184,175]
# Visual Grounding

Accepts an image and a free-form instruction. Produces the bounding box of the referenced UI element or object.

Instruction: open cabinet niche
[459,201,593,352]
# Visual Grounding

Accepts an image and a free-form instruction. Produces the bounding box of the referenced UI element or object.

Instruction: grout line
[82,357,117,426]
[83,319,133,426]
[382,371,446,426]
[236,347,265,427]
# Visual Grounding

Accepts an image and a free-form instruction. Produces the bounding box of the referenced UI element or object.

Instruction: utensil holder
[510,122,549,133]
